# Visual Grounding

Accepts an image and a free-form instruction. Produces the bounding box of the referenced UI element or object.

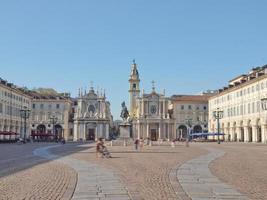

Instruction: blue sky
[1,0,267,119]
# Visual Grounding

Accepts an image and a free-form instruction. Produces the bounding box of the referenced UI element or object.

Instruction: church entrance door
[87,129,95,141]
[150,129,158,141]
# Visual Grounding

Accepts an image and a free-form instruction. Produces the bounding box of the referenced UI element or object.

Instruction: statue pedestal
[119,123,131,139]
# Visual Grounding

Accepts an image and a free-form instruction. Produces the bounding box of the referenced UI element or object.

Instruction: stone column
[163,102,166,119]
[83,123,86,140]
[243,126,249,142]
[138,123,141,139]
[229,127,233,141]
[141,100,144,116]
[159,123,162,140]
[236,127,242,142]
[105,124,109,139]
[260,125,266,143]
[252,126,258,143]
[95,125,98,141]
[159,101,161,116]
[146,123,149,138]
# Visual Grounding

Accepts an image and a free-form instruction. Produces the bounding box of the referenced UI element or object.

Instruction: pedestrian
[96,138,104,158]
[134,138,139,150]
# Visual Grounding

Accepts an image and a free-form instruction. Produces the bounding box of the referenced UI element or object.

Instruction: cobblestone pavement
[210,143,267,200]
[52,143,207,200]
[177,147,249,200]
[35,145,132,200]
[0,143,77,200]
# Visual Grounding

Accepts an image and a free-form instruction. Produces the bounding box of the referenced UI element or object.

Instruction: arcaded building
[171,94,210,139]
[29,91,73,141]
[209,65,267,143]
[0,78,32,140]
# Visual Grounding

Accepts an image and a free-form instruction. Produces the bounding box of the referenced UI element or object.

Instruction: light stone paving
[33,145,131,200]
[177,147,250,200]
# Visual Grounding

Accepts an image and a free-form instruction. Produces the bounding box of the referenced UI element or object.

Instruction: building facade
[129,62,175,141]
[0,79,32,140]
[171,95,209,140]
[73,87,112,141]
[209,66,267,143]
[29,91,73,141]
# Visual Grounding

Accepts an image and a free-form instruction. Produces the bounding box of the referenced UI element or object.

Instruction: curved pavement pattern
[177,147,250,200]
[33,145,131,200]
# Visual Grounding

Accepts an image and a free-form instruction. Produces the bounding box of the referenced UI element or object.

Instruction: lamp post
[185,118,193,147]
[20,106,31,143]
[50,115,58,142]
[213,108,224,144]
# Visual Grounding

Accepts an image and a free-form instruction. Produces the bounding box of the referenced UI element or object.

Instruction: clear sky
[1,0,267,119]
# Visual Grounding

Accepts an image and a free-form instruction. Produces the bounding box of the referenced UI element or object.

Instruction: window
[248,103,251,114]
[48,104,52,109]
[32,104,35,109]
[181,105,184,110]
[0,103,2,113]
[133,83,136,89]
[256,84,260,91]
[257,101,260,112]
[203,106,207,110]
[56,104,60,109]
[188,105,192,110]
[252,102,255,113]
[40,104,44,109]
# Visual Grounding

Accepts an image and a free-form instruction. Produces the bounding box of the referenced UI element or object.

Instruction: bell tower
[129,60,140,117]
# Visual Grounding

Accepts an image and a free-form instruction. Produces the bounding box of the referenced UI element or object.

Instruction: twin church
[73,61,210,141]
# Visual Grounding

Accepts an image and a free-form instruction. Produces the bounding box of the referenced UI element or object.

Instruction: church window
[181,105,184,110]
[133,84,136,89]
[150,105,157,114]
[89,105,95,113]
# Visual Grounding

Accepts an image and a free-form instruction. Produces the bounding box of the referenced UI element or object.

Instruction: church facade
[73,87,112,141]
[129,62,175,141]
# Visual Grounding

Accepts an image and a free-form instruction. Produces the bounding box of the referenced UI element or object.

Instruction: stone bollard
[124,139,127,147]
[110,140,113,147]
[149,140,152,146]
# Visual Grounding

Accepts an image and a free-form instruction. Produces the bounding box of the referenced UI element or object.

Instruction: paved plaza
[0,142,267,200]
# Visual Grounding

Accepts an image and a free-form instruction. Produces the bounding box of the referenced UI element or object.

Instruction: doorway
[150,129,158,141]
[87,129,95,141]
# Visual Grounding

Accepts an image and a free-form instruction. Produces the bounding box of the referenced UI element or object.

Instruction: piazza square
[1,1,267,200]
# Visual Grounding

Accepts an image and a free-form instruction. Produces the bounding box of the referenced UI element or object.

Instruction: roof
[26,90,70,100]
[171,95,210,102]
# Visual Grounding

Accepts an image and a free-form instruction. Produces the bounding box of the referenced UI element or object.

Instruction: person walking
[134,139,139,150]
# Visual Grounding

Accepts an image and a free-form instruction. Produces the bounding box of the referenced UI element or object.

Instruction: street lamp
[20,106,31,143]
[213,108,224,144]
[185,118,193,147]
[50,115,58,142]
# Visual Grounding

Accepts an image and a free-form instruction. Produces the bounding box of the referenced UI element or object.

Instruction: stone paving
[61,143,207,200]
[210,143,267,200]
[0,143,77,200]
[34,145,131,200]
[177,147,249,200]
